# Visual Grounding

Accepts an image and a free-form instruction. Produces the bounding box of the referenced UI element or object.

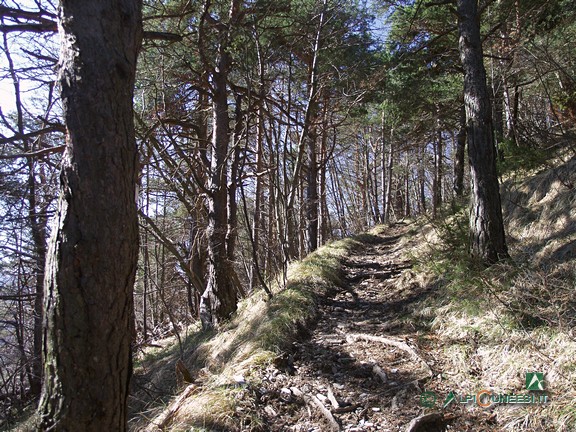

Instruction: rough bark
[37,1,142,430]
[199,0,241,329]
[454,103,466,197]
[457,0,508,264]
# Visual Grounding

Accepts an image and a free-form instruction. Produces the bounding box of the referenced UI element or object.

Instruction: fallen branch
[291,387,340,432]
[144,384,197,432]
[327,386,340,408]
[372,364,388,383]
[333,404,361,414]
[347,333,433,377]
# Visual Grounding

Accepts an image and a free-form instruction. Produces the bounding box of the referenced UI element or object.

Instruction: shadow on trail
[258,224,451,431]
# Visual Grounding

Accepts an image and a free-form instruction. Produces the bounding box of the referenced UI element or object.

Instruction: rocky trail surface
[253,223,491,432]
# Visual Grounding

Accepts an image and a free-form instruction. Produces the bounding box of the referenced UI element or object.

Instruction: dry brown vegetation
[129,150,575,432]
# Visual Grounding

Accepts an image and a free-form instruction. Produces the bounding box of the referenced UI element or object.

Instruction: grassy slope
[132,236,364,431]
[409,150,576,431]
[136,150,575,432]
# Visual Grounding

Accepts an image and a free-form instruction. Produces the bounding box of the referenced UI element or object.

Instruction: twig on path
[333,404,361,413]
[327,386,340,408]
[346,333,434,377]
[291,386,340,431]
[372,363,388,383]
[144,384,197,431]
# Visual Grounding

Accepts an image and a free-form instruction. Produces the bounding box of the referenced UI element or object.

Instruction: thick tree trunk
[457,0,508,264]
[199,54,237,328]
[38,1,142,430]
[199,0,241,327]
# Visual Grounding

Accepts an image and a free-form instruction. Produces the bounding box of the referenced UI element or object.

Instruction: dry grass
[135,152,575,431]
[411,151,576,431]
[135,236,361,431]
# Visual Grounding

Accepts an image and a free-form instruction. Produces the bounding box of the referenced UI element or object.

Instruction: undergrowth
[498,138,549,175]
[413,154,576,431]
[133,236,362,431]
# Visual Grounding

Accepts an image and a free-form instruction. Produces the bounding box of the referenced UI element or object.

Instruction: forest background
[0,0,575,427]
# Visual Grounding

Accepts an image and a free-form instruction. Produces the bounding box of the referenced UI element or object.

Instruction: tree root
[144,384,197,431]
[346,333,433,377]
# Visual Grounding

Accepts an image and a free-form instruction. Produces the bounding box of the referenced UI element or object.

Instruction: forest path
[256,222,450,432]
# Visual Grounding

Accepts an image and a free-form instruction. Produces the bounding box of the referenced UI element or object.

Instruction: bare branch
[0,294,36,301]
[0,125,65,146]
[0,5,57,33]
[425,0,455,7]
[0,22,56,33]
[143,31,183,42]
[0,144,65,160]
[20,48,58,64]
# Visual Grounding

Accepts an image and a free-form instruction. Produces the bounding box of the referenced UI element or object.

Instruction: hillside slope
[132,151,575,432]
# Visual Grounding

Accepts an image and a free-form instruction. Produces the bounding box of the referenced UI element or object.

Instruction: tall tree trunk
[454,103,466,198]
[383,132,394,223]
[38,1,142,430]
[492,76,505,150]
[457,0,508,264]
[305,116,319,253]
[432,127,443,218]
[199,0,241,328]
[226,94,243,261]
[380,113,387,223]
[318,114,330,245]
[250,43,266,289]
[418,145,426,214]
[404,154,411,218]
[329,160,346,235]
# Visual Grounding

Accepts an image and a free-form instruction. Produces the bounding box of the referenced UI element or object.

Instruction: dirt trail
[255,223,448,432]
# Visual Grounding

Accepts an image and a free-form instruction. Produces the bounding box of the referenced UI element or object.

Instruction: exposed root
[346,333,434,377]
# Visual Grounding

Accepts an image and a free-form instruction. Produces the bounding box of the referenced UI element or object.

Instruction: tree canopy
[0,0,574,428]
